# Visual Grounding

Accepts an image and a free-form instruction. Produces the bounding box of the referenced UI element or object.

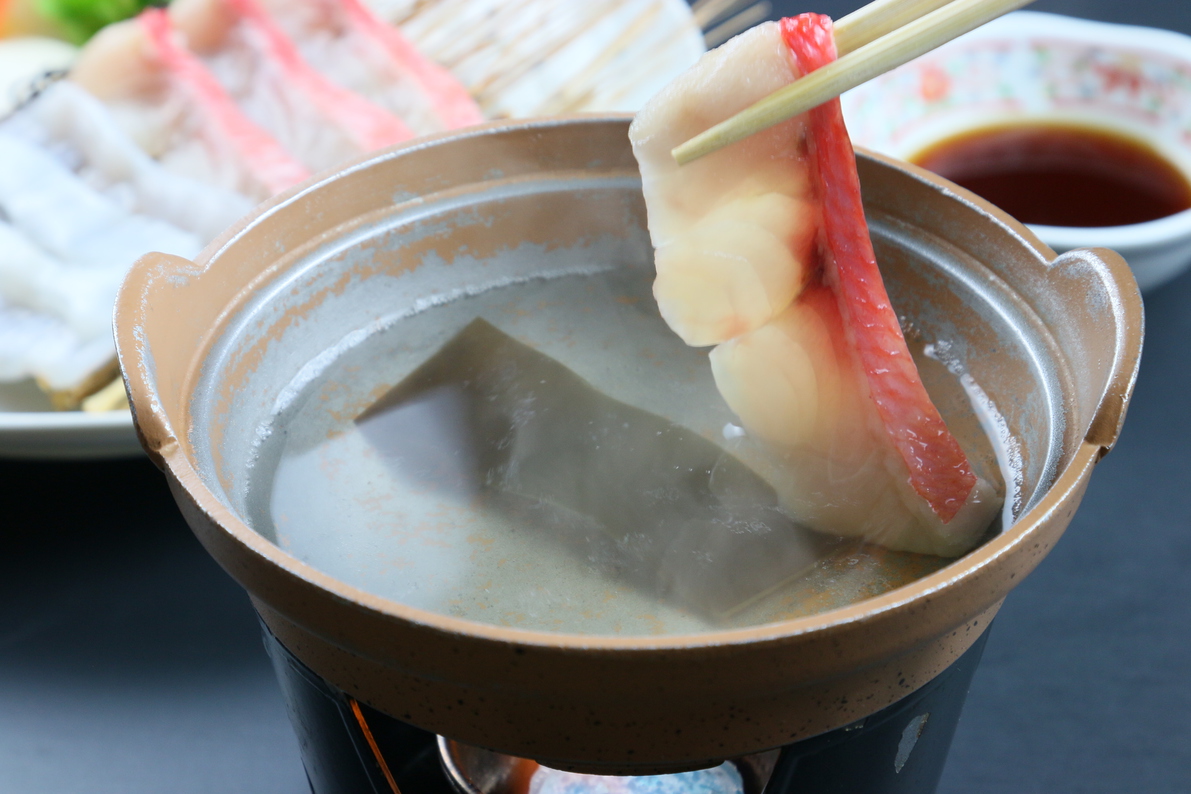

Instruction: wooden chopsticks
[833,0,958,54]
[671,0,1034,165]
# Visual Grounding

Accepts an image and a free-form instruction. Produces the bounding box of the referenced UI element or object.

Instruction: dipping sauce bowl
[843,10,1191,291]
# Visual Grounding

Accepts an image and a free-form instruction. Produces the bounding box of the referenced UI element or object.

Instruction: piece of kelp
[356,318,837,618]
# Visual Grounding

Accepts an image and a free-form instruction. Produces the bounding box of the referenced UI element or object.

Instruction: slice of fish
[260,0,482,134]
[0,131,200,289]
[632,25,819,349]
[0,293,116,395]
[782,15,981,524]
[0,217,114,340]
[5,80,252,242]
[71,9,308,201]
[170,0,414,172]
[0,131,201,398]
[629,19,1001,557]
[0,77,253,405]
[0,223,119,404]
[367,0,705,117]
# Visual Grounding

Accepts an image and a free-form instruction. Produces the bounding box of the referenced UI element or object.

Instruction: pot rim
[116,115,1142,653]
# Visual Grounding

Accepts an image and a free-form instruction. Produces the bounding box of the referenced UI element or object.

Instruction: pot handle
[113,251,202,470]
[1050,247,1144,457]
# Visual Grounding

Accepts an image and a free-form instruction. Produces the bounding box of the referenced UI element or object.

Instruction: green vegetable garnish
[36,0,167,44]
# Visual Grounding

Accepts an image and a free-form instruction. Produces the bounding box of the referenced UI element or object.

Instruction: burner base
[262,621,989,794]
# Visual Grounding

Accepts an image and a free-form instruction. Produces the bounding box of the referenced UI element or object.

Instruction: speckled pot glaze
[113,116,1142,775]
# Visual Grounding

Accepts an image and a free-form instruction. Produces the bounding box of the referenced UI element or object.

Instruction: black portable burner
[263,621,989,794]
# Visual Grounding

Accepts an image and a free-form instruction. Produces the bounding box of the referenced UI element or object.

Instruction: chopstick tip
[672,122,738,165]
[670,141,697,166]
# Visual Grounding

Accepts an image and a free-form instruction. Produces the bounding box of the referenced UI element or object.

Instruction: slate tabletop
[2,1,1190,792]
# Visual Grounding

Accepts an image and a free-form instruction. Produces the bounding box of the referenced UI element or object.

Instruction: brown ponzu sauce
[912,124,1191,227]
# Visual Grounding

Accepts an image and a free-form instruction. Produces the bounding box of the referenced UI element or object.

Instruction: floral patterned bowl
[842,11,1191,291]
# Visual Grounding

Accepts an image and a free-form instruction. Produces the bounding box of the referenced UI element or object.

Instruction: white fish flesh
[4,80,251,242]
[0,292,116,392]
[630,19,1001,556]
[71,10,308,201]
[0,131,201,285]
[367,0,705,117]
[258,0,482,134]
[0,131,201,392]
[170,0,414,172]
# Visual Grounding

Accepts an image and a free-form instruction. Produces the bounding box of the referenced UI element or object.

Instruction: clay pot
[114,116,1142,774]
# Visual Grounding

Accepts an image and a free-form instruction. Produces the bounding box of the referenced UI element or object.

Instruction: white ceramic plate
[0,380,139,459]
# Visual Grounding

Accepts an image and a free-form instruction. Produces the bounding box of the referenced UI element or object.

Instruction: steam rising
[244,263,1006,636]
[357,318,837,618]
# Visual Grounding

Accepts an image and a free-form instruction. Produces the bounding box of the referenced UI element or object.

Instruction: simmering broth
[243,263,1009,636]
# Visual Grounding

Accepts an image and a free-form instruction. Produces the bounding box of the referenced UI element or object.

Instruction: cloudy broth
[244,265,1010,636]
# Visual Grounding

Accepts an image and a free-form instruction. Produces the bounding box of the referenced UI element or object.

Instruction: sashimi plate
[0,0,708,460]
[0,380,137,458]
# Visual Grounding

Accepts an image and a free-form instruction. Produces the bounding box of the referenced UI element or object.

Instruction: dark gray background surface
[3,1,1190,792]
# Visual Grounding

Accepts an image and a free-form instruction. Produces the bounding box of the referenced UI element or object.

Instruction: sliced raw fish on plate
[0,130,201,400]
[368,0,705,117]
[0,0,704,455]
[0,132,201,280]
[0,218,121,339]
[259,0,482,134]
[3,80,252,242]
[0,293,116,395]
[170,0,414,171]
[72,11,308,201]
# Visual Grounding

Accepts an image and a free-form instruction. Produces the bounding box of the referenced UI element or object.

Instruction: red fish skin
[336,0,484,130]
[139,8,309,195]
[223,0,416,150]
[780,13,977,523]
